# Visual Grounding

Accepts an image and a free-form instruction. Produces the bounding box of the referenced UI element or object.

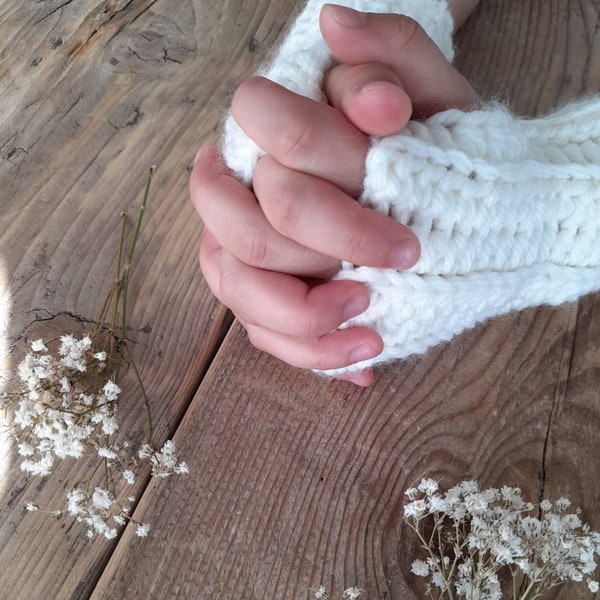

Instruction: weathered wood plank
[91,309,578,599]
[89,2,600,599]
[0,0,252,597]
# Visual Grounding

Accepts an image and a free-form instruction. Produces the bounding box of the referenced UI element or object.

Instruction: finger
[254,154,420,269]
[198,226,225,299]
[334,369,375,387]
[324,62,413,136]
[200,231,382,375]
[243,320,383,371]
[191,145,339,277]
[320,5,478,117]
[202,239,372,339]
[231,76,369,197]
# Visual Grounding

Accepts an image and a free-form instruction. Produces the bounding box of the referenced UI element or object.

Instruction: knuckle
[264,176,305,238]
[255,155,304,238]
[271,195,303,238]
[217,268,237,306]
[289,315,320,340]
[395,15,427,54]
[277,115,317,163]
[343,223,371,262]
[240,226,269,268]
[323,63,350,105]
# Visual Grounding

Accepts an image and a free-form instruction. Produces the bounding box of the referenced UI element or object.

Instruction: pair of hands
[190,4,477,386]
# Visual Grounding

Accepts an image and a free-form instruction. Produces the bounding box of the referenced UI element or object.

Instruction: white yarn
[328,96,600,374]
[220,0,600,375]
[222,0,454,184]
[362,100,600,277]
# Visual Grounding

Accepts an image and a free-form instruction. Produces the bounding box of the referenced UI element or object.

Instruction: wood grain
[91,309,580,599]
[0,0,236,597]
[2,0,600,599]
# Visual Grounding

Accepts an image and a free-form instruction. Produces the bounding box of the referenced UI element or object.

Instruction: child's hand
[190,7,476,386]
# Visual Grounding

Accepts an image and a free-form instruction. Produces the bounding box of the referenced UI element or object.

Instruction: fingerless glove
[332,98,600,373]
[222,0,600,376]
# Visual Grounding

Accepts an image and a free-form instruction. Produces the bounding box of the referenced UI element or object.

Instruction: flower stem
[116,166,155,380]
[122,341,153,444]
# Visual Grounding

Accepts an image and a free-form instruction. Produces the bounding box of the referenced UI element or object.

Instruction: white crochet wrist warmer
[221,0,600,376]
[331,98,600,374]
[222,0,454,184]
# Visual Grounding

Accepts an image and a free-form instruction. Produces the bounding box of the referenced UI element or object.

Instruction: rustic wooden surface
[1,1,599,599]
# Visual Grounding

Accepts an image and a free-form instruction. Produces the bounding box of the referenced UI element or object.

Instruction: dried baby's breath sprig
[1,167,188,540]
[138,440,189,478]
[404,479,600,599]
[312,586,364,600]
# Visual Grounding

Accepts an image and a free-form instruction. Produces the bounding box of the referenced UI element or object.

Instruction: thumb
[320,5,478,119]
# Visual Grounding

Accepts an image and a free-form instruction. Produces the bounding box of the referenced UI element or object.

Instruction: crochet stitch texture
[222,0,600,375]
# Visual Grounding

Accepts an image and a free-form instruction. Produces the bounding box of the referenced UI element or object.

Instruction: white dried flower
[427,494,447,513]
[113,514,126,526]
[101,416,119,435]
[342,588,363,599]
[404,499,427,519]
[139,440,189,478]
[21,454,54,476]
[6,326,187,541]
[31,339,47,352]
[58,335,91,371]
[65,486,131,539]
[556,497,572,511]
[92,488,113,510]
[411,559,430,577]
[313,586,328,600]
[101,525,118,539]
[4,181,186,542]
[59,377,71,393]
[418,478,439,496]
[175,461,189,475]
[102,380,120,401]
[67,488,85,516]
[97,446,117,460]
[80,393,93,406]
[135,523,150,537]
[17,442,35,457]
[405,479,600,599]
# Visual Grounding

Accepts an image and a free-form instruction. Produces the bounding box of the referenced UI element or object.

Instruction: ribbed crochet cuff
[323,97,600,375]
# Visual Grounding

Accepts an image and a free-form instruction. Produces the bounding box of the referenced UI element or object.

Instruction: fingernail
[343,295,369,321]
[388,239,421,270]
[359,81,404,97]
[351,343,380,364]
[326,4,367,28]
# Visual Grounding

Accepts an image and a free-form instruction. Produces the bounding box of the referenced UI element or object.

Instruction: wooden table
[1,1,599,598]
